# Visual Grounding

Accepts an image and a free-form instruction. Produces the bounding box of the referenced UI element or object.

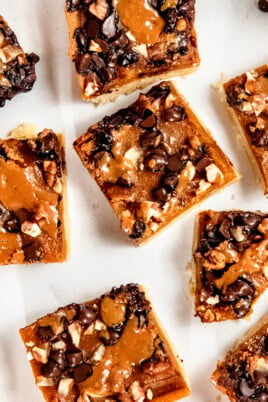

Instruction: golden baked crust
[64,0,200,103]
[222,64,268,196]
[74,81,239,245]
[192,210,268,322]
[20,284,190,402]
[211,313,268,401]
[0,127,68,265]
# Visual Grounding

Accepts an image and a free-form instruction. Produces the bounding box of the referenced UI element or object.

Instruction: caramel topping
[101,297,126,327]
[0,159,57,211]
[116,0,165,45]
[79,317,155,396]
[215,236,268,290]
[0,233,23,264]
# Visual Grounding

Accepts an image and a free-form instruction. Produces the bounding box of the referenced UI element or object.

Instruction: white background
[0,1,267,401]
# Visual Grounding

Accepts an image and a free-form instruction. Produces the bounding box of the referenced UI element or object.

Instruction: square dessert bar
[74,81,239,245]
[64,0,200,103]
[0,128,67,265]
[20,284,190,401]
[0,16,39,107]
[223,65,268,196]
[211,313,268,401]
[192,210,268,323]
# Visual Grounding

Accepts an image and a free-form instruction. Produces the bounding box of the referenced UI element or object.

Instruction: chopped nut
[21,221,41,238]
[89,0,108,20]
[176,18,187,31]
[85,81,99,97]
[0,45,24,63]
[94,319,107,331]
[68,322,82,348]
[31,343,50,364]
[146,389,153,400]
[129,381,145,402]
[27,351,33,361]
[231,226,245,242]
[92,344,105,362]
[132,44,148,58]
[184,161,196,181]
[43,160,57,175]
[205,164,223,183]
[203,250,226,270]
[58,378,75,397]
[264,266,268,279]
[89,40,102,52]
[165,93,176,109]
[255,357,268,374]
[206,295,220,305]
[52,340,66,350]
[36,376,56,387]
[137,201,161,223]
[197,179,211,193]
[239,102,253,113]
[124,147,142,166]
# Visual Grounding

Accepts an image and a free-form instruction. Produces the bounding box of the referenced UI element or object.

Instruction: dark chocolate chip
[220,279,254,303]
[66,351,83,368]
[73,363,93,383]
[226,84,245,107]
[50,350,66,370]
[75,54,92,75]
[95,130,114,151]
[23,242,44,263]
[242,213,262,228]
[250,129,268,148]
[37,326,54,341]
[239,378,255,398]
[102,13,117,38]
[144,153,166,172]
[140,111,157,129]
[167,155,186,172]
[196,157,211,173]
[264,335,268,353]
[152,187,170,203]
[234,298,252,318]
[42,361,62,378]
[77,306,96,326]
[4,214,20,233]
[146,84,170,100]
[161,173,178,192]
[91,54,105,68]
[118,51,138,67]
[103,328,121,346]
[66,0,94,12]
[116,177,133,188]
[99,67,113,82]
[163,8,178,33]
[74,28,89,54]
[218,218,232,240]
[130,220,146,239]
[86,19,100,38]
[259,0,268,11]
[94,38,109,52]
[162,105,186,122]
[140,131,163,149]
[111,30,129,48]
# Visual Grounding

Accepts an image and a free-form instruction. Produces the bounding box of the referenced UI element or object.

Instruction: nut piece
[36,376,56,387]
[85,81,99,97]
[31,343,50,364]
[68,322,82,348]
[91,344,105,363]
[58,378,75,397]
[231,226,245,242]
[129,381,145,402]
[89,0,108,20]
[205,164,223,183]
[21,221,41,238]
[203,250,226,270]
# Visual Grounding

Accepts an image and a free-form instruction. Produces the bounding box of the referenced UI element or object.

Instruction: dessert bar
[211,313,268,401]
[0,127,67,265]
[223,65,268,196]
[192,210,268,322]
[74,81,239,245]
[20,284,190,401]
[0,16,39,107]
[64,0,200,103]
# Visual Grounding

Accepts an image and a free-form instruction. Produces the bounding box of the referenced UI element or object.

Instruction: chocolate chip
[226,84,245,107]
[264,335,268,353]
[239,378,255,398]
[254,370,267,385]
[178,35,188,55]
[141,110,157,129]
[111,30,128,48]
[50,350,66,370]
[167,155,186,172]
[23,242,44,263]
[37,326,54,341]
[86,19,100,37]
[3,214,19,233]
[161,173,178,192]
[91,54,105,68]
[42,361,62,378]
[73,363,93,383]
[99,67,113,82]
[196,157,211,173]
[234,298,252,318]
[66,0,93,12]
[218,218,232,240]
[37,132,59,161]
[250,129,268,148]
[77,306,96,325]
[140,131,163,149]
[147,84,170,100]
[116,177,133,188]
[243,213,262,228]
[163,8,178,33]
[103,327,122,346]
[130,220,146,239]
[75,54,92,75]
[118,51,138,67]
[66,351,83,368]
[74,28,89,54]
[220,279,254,303]
[95,130,114,152]
[162,105,186,122]
[152,187,170,203]
[259,0,268,11]
[144,153,166,172]
[102,13,117,38]
[94,38,109,52]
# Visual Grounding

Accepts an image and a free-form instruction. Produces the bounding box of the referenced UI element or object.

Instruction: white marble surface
[0,0,267,401]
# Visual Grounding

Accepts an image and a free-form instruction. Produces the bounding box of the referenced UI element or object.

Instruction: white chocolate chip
[21,221,41,238]
[146,389,153,400]
[58,378,75,397]
[205,164,223,183]
[206,295,220,305]
[92,344,105,362]
[68,322,82,348]
[32,343,50,364]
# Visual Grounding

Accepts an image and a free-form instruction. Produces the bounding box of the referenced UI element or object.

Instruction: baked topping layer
[223,65,268,193]
[0,16,39,107]
[74,81,238,245]
[20,284,189,401]
[211,317,268,401]
[0,129,66,265]
[65,0,199,99]
[194,210,268,322]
